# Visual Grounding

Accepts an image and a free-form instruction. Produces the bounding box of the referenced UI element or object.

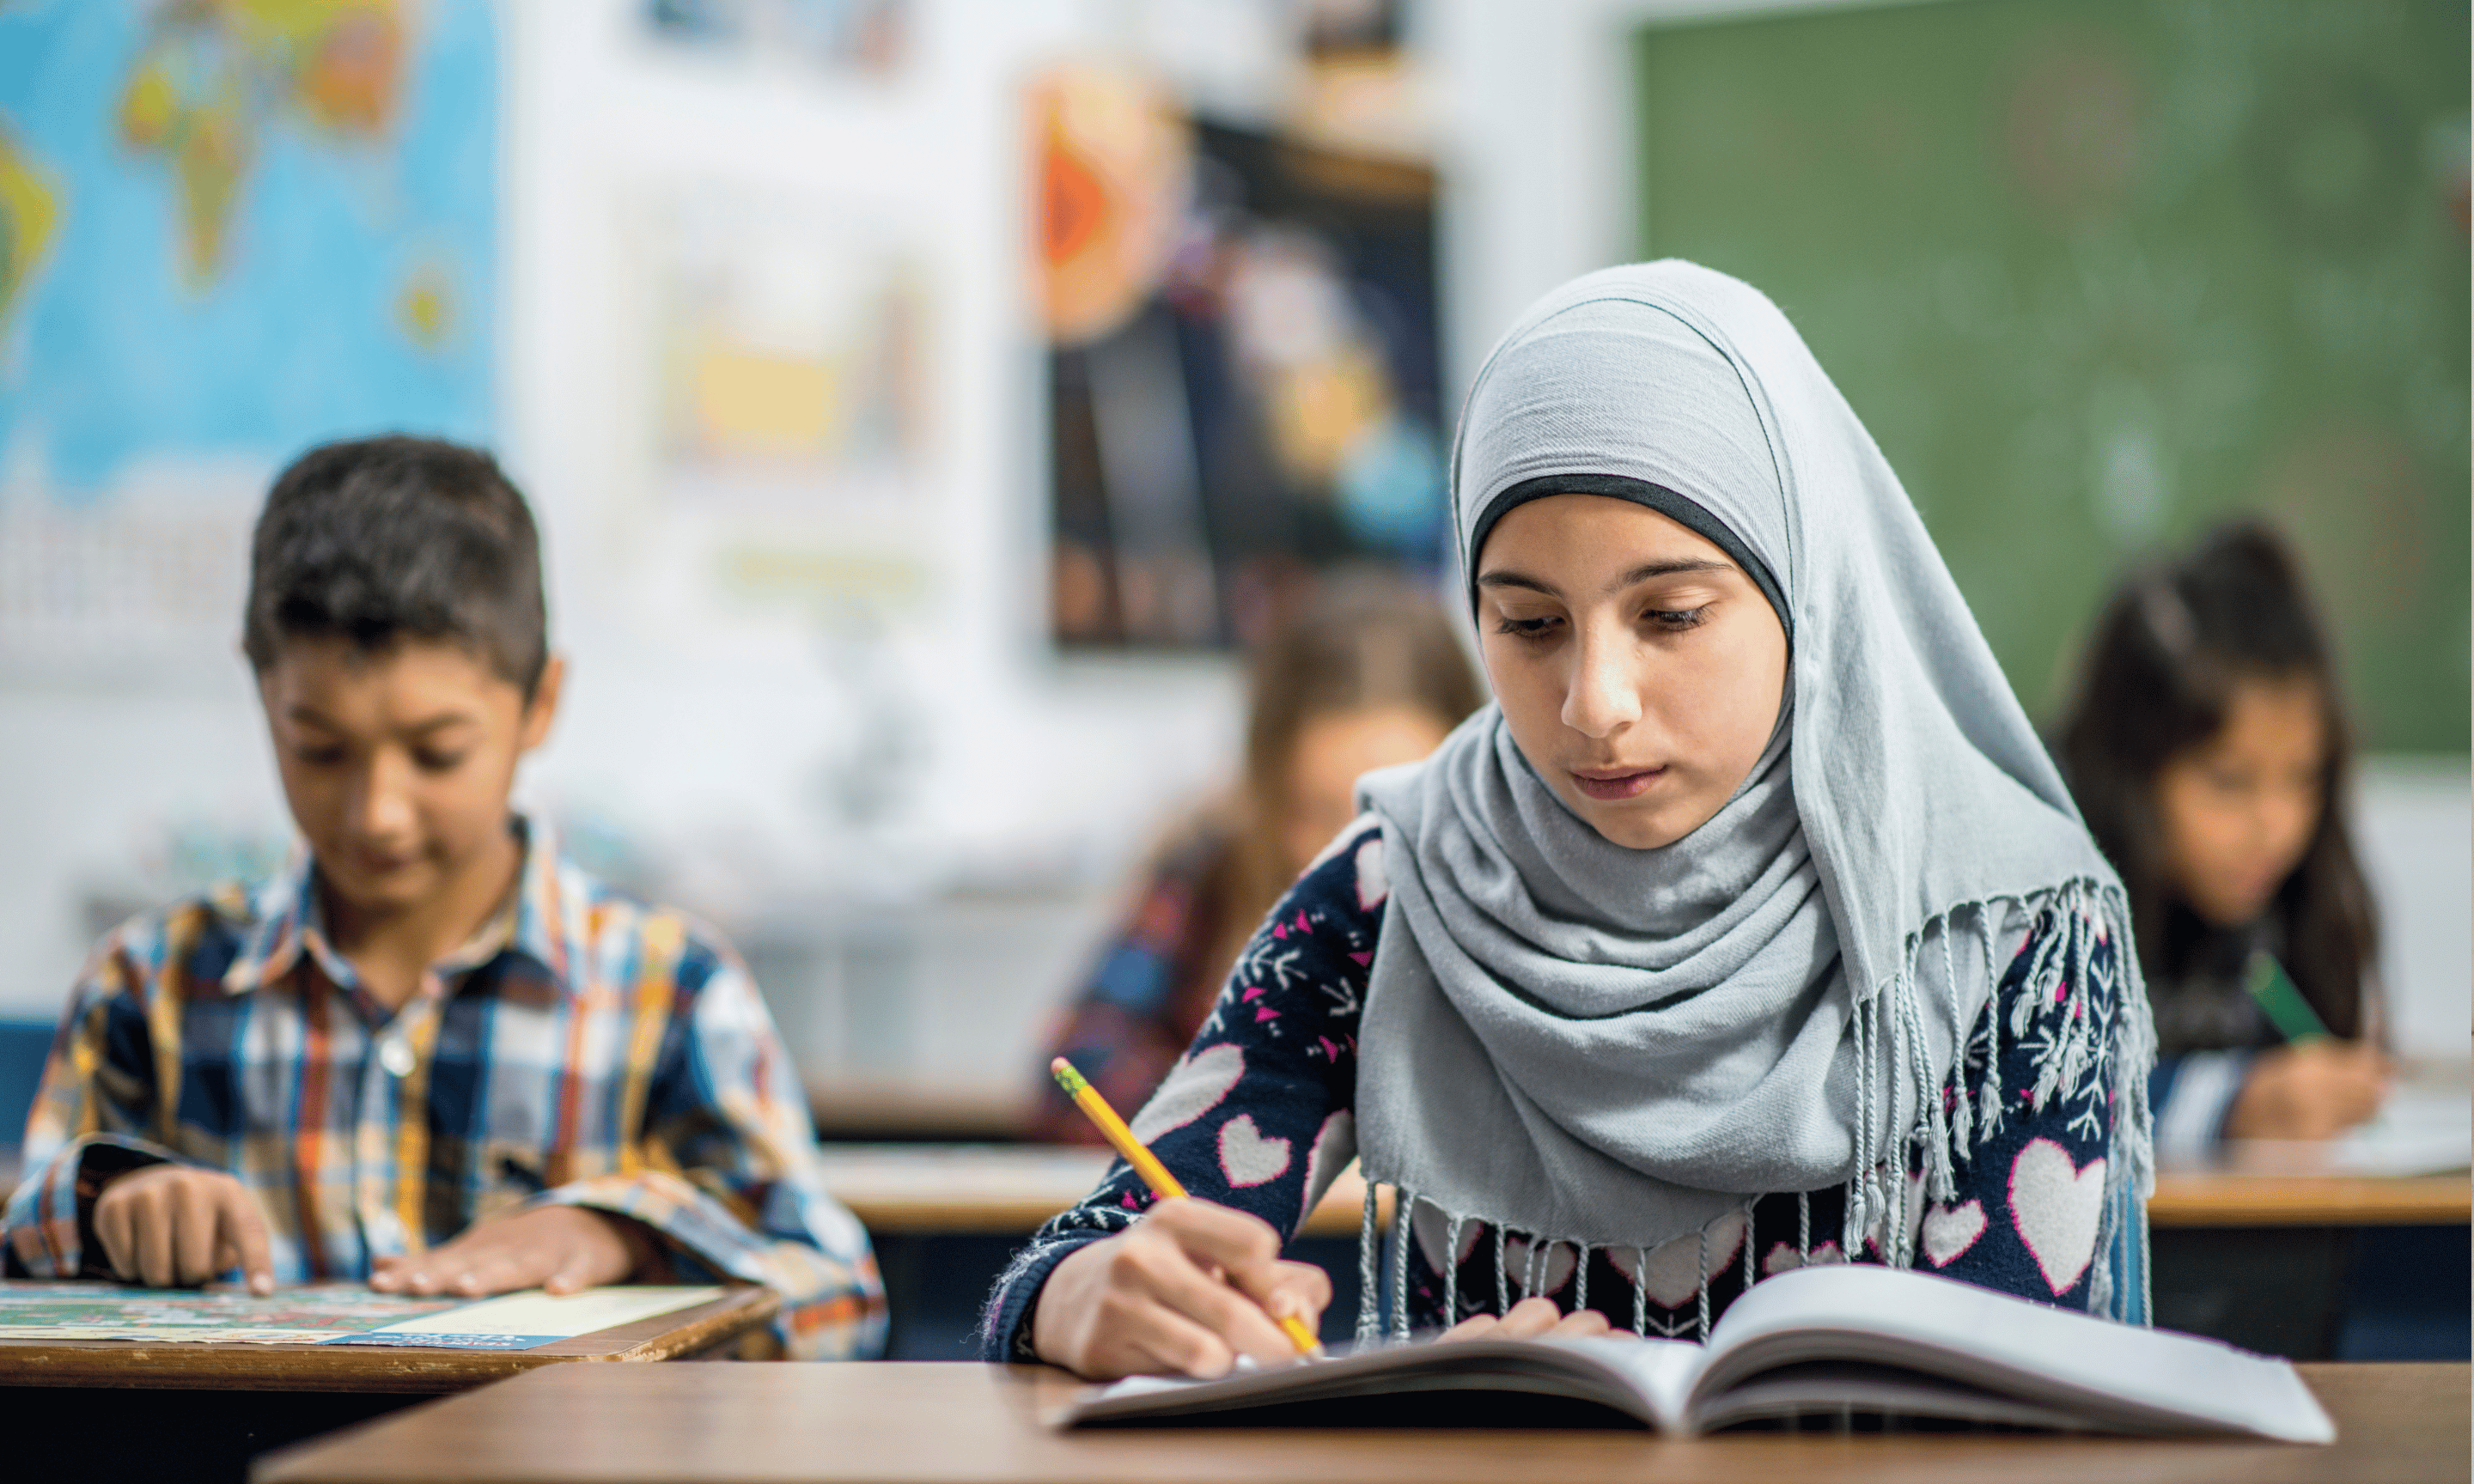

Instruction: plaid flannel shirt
[2,819,885,1359]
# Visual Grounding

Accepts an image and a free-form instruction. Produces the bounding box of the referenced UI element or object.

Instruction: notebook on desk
[1057,1265,2334,1442]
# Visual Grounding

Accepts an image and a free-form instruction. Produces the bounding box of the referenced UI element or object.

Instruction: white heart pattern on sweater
[1634,1208,1748,1308]
[1128,1043,1246,1145]
[1217,1113,1292,1189]
[1920,1200,1987,1268]
[2008,1138,2105,1295]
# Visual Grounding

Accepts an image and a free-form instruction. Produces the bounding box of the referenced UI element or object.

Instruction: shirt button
[378,1038,416,1078]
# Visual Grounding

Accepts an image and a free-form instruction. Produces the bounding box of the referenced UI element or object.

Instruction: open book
[1058,1265,2334,1442]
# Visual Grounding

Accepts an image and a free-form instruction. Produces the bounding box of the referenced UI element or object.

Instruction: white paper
[358,1286,724,1341]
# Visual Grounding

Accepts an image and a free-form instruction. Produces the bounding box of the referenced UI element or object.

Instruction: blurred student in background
[1033,575,1484,1142]
[2060,521,2388,1162]
[3,438,883,1358]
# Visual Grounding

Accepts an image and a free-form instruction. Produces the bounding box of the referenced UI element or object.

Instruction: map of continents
[0,0,495,496]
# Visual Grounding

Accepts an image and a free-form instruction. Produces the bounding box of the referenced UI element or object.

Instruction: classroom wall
[2,0,1261,1028]
[1,0,2463,1086]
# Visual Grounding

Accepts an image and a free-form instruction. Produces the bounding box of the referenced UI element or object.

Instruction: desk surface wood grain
[2148,1171,2469,1226]
[0,1285,777,1395]
[254,1360,2468,1484]
[817,1146,1387,1236]
[818,1146,2466,1235]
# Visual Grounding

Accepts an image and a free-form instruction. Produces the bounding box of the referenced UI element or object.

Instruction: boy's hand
[1437,1294,1627,1344]
[1032,1196,1330,1380]
[92,1165,275,1293]
[369,1205,645,1298]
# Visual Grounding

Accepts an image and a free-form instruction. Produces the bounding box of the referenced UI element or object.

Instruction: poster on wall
[644,0,906,77]
[616,183,934,656]
[657,188,929,516]
[0,0,498,677]
[1033,64,1447,652]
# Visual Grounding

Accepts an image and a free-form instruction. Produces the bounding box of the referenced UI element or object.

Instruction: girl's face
[1278,703,1454,872]
[1476,494,1788,849]
[2154,674,2327,928]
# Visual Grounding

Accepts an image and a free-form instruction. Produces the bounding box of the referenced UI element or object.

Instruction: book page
[1696,1266,2333,1442]
[1539,1335,1705,1427]
[1063,1336,1695,1429]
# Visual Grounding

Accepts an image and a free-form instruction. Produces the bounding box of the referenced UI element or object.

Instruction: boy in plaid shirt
[3,437,883,1359]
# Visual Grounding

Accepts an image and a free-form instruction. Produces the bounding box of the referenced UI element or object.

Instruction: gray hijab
[1352,262,2151,1306]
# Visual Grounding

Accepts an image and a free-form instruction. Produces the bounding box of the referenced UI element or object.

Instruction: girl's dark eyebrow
[1476,558,1736,599]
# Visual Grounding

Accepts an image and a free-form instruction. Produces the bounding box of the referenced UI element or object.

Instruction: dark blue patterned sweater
[984,818,2140,1360]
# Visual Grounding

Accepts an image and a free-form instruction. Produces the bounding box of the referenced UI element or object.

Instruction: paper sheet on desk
[2331,1081,2472,1176]
[323,1286,726,1350]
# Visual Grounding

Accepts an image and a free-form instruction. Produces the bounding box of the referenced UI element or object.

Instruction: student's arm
[2149,1050,2254,1165]
[540,942,887,1359]
[1921,897,2148,1318]
[983,816,1386,1376]
[2,916,247,1281]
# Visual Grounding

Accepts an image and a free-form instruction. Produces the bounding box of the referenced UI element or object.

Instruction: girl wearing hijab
[985,263,2157,1379]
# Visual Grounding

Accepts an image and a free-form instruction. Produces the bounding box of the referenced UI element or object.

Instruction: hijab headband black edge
[1466,473,1793,642]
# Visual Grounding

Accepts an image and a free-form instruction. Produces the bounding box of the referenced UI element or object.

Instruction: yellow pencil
[1050,1055,1325,1359]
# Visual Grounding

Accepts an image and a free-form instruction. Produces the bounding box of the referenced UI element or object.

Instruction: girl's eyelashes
[1494,605,1713,638]
[1495,614,1563,640]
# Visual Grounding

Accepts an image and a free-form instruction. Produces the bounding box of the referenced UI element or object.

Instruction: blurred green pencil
[2244,950,2328,1043]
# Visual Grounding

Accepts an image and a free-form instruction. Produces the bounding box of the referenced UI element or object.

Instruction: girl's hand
[369,1205,650,1298]
[1437,1294,1627,1343]
[2222,1039,2392,1140]
[1032,1196,1331,1380]
[92,1164,275,1292]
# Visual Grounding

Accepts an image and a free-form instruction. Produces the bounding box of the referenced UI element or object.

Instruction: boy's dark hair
[243,435,549,698]
[2058,519,2377,1040]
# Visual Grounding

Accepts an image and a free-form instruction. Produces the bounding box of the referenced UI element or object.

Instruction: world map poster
[0,0,497,671]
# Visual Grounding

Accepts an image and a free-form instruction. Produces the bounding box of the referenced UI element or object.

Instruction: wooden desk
[808,1082,1027,1142]
[2150,1171,2470,1227]
[2145,1169,2468,1360]
[824,1145,2467,1237]
[816,1145,1386,1238]
[255,1360,2469,1484]
[4,1286,780,1484]
[0,1283,779,1394]
[831,1146,2469,1360]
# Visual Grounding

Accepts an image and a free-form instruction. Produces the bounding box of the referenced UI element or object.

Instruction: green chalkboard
[1636,0,2469,750]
